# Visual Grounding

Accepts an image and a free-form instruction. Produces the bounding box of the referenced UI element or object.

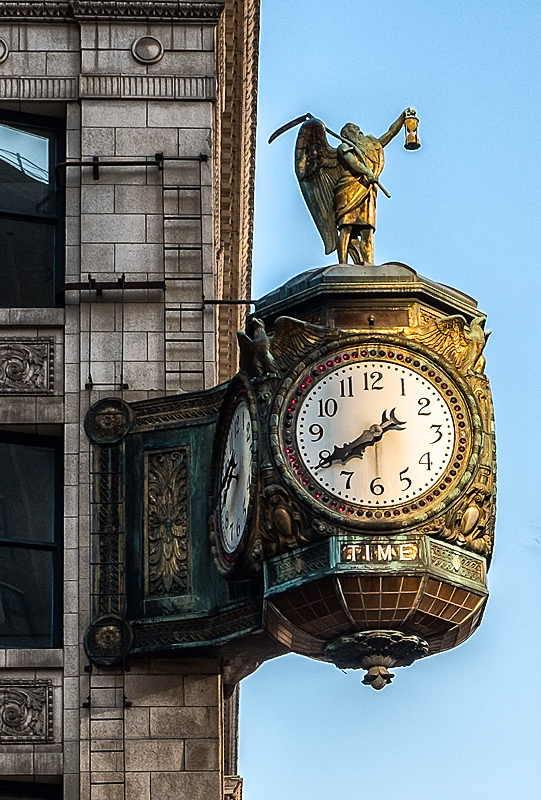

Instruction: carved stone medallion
[0,338,54,394]
[0,680,53,742]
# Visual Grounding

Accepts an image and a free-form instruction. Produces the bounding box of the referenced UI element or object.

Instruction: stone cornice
[0,1,224,21]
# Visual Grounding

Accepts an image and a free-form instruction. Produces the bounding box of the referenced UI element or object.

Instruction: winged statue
[269,109,419,265]
[401,315,490,374]
[237,316,337,377]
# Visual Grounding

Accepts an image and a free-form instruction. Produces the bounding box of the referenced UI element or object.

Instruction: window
[0,781,61,799]
[0,111,64,308]
[0,434,62,648]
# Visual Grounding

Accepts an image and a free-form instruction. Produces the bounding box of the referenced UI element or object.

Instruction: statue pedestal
[254,262,481,331]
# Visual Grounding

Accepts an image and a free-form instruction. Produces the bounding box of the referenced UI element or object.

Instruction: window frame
[0,431,63,649]
[0,109,65,308]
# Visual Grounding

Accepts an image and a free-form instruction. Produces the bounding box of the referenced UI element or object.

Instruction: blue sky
[240,2,541,799]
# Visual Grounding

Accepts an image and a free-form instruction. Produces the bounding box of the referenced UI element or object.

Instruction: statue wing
[270,316,337,373]
[402,315,471,369]
[295,119,341,255]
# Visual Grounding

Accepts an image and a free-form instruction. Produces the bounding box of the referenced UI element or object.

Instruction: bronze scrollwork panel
[144,447,190,599]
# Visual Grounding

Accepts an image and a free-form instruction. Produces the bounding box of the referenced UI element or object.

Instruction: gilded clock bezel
[271,335,482,531]
[211,372,259,575]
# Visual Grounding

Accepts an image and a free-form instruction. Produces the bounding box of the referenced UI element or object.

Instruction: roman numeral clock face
[279,346,472,526]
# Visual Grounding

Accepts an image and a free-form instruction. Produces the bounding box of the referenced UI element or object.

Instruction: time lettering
[341,542,419,563]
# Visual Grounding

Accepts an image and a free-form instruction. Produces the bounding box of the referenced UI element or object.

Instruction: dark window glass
[0,442,55,542]
[0,219,55,307]
[0,113,64,308]
[0,781,61,799]
[0,436,61,648]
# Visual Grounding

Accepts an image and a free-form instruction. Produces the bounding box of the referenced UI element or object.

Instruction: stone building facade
[0,2,259,798]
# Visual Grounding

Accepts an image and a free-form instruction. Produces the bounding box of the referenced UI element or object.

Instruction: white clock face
[219,398,253,554]
[280,347,470,522]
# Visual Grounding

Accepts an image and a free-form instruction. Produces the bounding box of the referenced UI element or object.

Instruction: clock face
[218,397,254,555]
[277,344,473,526]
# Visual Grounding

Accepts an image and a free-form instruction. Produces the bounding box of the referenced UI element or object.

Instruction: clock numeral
[430,424,442,443]
[340,470,354,489]
[401,377,406,396]
[399,467,412,490]
[340,376,354,397]
[419,452,432,471]
[317,449,332,469]
[370,476,384,495]
[318,398,338,417]
[363,371,383,391]
[418,397,431,415]
[309,423,324,442]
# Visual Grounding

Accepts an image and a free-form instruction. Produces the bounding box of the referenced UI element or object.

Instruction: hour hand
[219,454,238,497]
[317,408,406,468]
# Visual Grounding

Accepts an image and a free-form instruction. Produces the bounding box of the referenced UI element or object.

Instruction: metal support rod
[203,299,255,305]
[55,153,164,185]
[55,152,207,185]
[61,278,165,295]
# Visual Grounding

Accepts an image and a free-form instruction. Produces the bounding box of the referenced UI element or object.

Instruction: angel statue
[269,109,418,265]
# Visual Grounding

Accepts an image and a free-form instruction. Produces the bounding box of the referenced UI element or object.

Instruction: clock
[212,375,258,573]
[273,341,480,529]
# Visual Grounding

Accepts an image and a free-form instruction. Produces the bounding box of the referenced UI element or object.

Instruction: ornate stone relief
[224,776,243,800]
[0,75,215,102]
[0,77,77,101]
[0,338,54,394]
[144,448,189,597]
[79,75,215,101]
[0,1,224,19]
[215,0,260,383]
[0,681,53,743]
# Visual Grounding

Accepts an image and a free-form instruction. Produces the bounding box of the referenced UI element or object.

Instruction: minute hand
[317,408,406,469]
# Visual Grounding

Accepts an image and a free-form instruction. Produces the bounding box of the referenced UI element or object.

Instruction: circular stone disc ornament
[84,615,134,667]
[131,36,164,64]
[272,340,480,530]
[0,38,8,65]
[84,398,134,444]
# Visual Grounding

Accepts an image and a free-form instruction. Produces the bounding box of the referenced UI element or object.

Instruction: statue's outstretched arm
[378,110,408,147]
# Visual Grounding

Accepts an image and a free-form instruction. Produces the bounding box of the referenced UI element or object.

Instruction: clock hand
[316,408,406,469]
[219,454,238,498]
